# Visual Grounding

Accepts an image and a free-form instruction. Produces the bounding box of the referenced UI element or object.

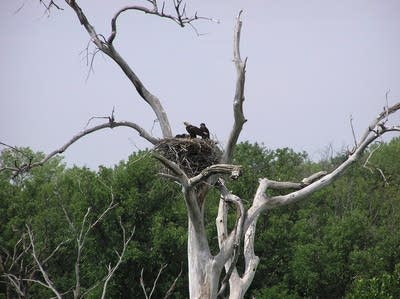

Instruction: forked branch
[140,263,183,299]
[245,102,400,233]
[26,225,62,299]
[64,0,173,137]
[108,0,213,44]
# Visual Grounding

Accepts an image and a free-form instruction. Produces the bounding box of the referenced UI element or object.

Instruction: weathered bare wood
[0,121,159,175]
[215,179,245,297]
[188,164,241,186]
[65,0,173,138]
[26,225,63,299]
[108,2,207,44]
[222,11,247,163]
[244,102,400,234]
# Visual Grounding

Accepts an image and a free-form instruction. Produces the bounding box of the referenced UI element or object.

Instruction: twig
[363,142,389,185]
[350,115,357,148]
[140,264,168,299]
[100,219,134,299]
[385,90,390,122]
[39,0,64,15]
[163,266,183,299]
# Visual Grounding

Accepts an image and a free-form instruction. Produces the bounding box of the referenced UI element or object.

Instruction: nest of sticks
[154,138,222,177]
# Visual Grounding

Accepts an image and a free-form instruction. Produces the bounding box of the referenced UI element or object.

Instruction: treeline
[0,138,399,298]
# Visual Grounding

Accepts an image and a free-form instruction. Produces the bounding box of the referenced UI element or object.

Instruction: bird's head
[200,123,205,127]
[183,121,191,126]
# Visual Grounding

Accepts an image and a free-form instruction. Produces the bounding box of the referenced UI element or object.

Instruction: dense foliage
[0,138,399,298]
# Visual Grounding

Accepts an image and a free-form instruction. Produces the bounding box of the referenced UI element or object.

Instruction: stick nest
[154,138,222,177]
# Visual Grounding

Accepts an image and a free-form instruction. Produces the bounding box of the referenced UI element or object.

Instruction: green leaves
[1,139,399,298]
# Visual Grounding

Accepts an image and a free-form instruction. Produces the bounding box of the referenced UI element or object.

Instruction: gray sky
[1,0,400,169]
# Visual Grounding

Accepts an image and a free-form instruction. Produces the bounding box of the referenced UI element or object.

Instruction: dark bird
[200,123,210,139]
[184,122,203,138]
[175,133,189,138]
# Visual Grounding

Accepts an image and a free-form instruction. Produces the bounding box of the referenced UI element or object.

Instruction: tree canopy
[1,138,399,298]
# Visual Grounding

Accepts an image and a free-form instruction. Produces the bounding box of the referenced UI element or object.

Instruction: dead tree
[1,195,134,298]
[1,1,400,298]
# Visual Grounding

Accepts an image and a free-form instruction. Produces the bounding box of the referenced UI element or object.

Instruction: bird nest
[154,138,222,177]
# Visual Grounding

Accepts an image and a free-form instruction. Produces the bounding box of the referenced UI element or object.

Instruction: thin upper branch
[65,0,105,50]
[359,102,400,145]
[108,1,210,44]
[0,120,158,175]
[65,0,172,137]
[105,46,173,137]
[223,11,248,163]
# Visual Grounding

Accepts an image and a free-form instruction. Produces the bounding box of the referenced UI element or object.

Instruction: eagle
[184,122,209,139]
[175,133,189,138]
[200,123,210,139]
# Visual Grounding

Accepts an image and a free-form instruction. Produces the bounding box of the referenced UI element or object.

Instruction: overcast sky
[1,0,399,169]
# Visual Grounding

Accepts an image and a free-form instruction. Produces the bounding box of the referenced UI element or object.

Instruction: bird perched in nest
[175,133,189,138]
[200,123,210,139]
[184,122,209,139]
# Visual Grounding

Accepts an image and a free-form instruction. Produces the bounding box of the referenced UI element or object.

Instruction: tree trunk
[187,214,221,298]
[227,274,244,299]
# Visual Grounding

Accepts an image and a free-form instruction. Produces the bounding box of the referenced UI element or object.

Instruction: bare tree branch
[1,232,34,298]
[64,0,173,137]
[163,266,183,299]
[363,142,389,185]
[215,179,245,297]
[239,215,260,293]
[100,219,135,299]
[140,264,168,299]
[152,151,189,184]
[105,46,173,137]
[188,164,241,186]
[350,114,358,148]
[108,1,213,44]
[3,273,26,297]
[245,102,400,233]
[359,102,400,146]
[40,0,64,14]
[62,194,118,299]
[6,233,31,272]
[26,225,62,299]
[225,98,399,295]
[222,11,247,163]
[0,120,159,175]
